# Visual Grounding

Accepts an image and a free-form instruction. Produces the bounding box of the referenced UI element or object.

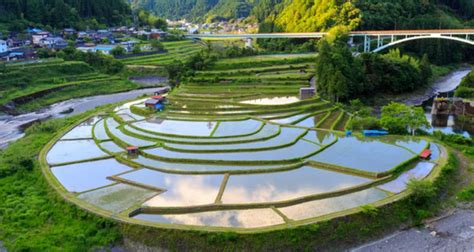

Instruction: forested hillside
[0,0,131,30]
[129,0,218,20]
[133,0,474,30]
[130,0,255,21]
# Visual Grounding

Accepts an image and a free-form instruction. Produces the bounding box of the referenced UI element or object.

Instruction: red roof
[151,95,164,100]
[420,149,432,159]
[126,146,138,151]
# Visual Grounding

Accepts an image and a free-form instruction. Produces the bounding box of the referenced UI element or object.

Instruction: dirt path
[351,149,474,252]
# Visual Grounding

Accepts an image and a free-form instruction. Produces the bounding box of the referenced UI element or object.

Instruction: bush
[455,86,474,98]
[458,184,474,202]
[407,179,437,207]
[432,131,473,145]
[348,116,380,130]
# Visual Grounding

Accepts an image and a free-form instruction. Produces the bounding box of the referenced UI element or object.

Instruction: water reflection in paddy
[100,141,124,153]
[393,139,428,154]
[295,113,327,128]
[271,113,310,124]
[116,109,145,121]
[221,166,371,204]
[134,208,285,228]
[278,188,388,221]
[133,119,217,137]
[62,116,100,140]
[303,130,337,145]
[166,127,306,151]
[240,96,300,105]
[378,162,435,193]
[119,169,224,207]
[128,155,293,172]
[51,158,131,192]
[309,136,415,173]
[145,140,321,162]
[429,144,441,161]
[106,118,155,147]
[47,140,108,165]
[93,119,110,141]
[78,183,157,213]
[212,119,262,137]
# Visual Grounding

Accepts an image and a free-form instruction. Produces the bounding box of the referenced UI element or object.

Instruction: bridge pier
[245,38,254,48]
[363,35,371,53]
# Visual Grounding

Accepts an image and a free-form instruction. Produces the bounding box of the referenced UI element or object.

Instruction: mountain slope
[0,0,131,29]
[130,0,219,20]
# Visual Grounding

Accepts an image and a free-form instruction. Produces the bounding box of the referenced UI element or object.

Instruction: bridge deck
[187,29,474,39]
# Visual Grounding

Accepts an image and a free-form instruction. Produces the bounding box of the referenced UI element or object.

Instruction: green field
[0,60,143,112]
[119,40,205,66]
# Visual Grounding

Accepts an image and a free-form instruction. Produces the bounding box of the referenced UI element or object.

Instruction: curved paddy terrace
[41,93,447,232]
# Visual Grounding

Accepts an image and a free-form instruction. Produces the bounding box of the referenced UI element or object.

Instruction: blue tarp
[363,130,389,137]
[155,103,164,110]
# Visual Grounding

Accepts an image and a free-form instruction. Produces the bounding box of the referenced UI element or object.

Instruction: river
[420,68,472,137]
[0,87,168,149]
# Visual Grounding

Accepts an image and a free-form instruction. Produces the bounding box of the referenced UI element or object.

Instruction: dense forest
[0,0,131,30]
[129,0,255,21]
[132,0,474,27]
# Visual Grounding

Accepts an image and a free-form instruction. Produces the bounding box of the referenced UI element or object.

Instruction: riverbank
[372,67,471,107]
[0,87,168,149]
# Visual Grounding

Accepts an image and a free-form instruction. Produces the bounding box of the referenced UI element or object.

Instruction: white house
[0,39,7,53]
[40,37,66,48]
[32,32,51,45]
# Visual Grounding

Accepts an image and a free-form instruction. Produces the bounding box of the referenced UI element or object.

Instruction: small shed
[127,146,139,155]
[420,149,432,159]
[145,99,165,110]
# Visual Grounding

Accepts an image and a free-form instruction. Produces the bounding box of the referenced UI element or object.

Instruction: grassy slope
[0,111,121,251]
[0,61,145,112]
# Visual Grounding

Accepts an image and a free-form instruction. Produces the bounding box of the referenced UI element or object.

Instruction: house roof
[151,95,165,100]
[420,149,432,159]
[145,99,160,105]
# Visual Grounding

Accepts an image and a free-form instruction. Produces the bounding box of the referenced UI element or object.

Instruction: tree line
[0,0,131,30]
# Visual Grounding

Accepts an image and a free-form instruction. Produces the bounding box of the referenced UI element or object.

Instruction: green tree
[0,62,6,73]
[420,54,432,84]
[315,30,363,102]
[274,0,361,32]
[380,102,430,135]
[132,44,142,54]
[150,39,164,51]
[110,46,126,57]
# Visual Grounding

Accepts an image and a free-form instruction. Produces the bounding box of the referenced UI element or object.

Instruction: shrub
[457,184,474,202]
[348,116,380,130]
[407,179,437,207]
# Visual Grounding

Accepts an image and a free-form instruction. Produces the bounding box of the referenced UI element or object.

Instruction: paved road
[352,209,474,252]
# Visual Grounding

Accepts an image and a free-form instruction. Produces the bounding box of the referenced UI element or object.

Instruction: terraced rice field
[42,53,446,232]
[119,40,205,66]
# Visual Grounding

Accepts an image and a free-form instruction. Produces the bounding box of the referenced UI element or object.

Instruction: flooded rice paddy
[43,96,444,231]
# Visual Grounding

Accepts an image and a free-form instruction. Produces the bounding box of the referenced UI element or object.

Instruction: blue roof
[27,28,43,33]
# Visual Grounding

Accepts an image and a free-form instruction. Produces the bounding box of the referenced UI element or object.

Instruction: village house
[40,37,68,49]
[32,31,51,45]
[1,48,36,61]
[0,39,8,53]
[62,28,76,37]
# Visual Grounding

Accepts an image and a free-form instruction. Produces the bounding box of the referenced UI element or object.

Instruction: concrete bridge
[186,29,474,52]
